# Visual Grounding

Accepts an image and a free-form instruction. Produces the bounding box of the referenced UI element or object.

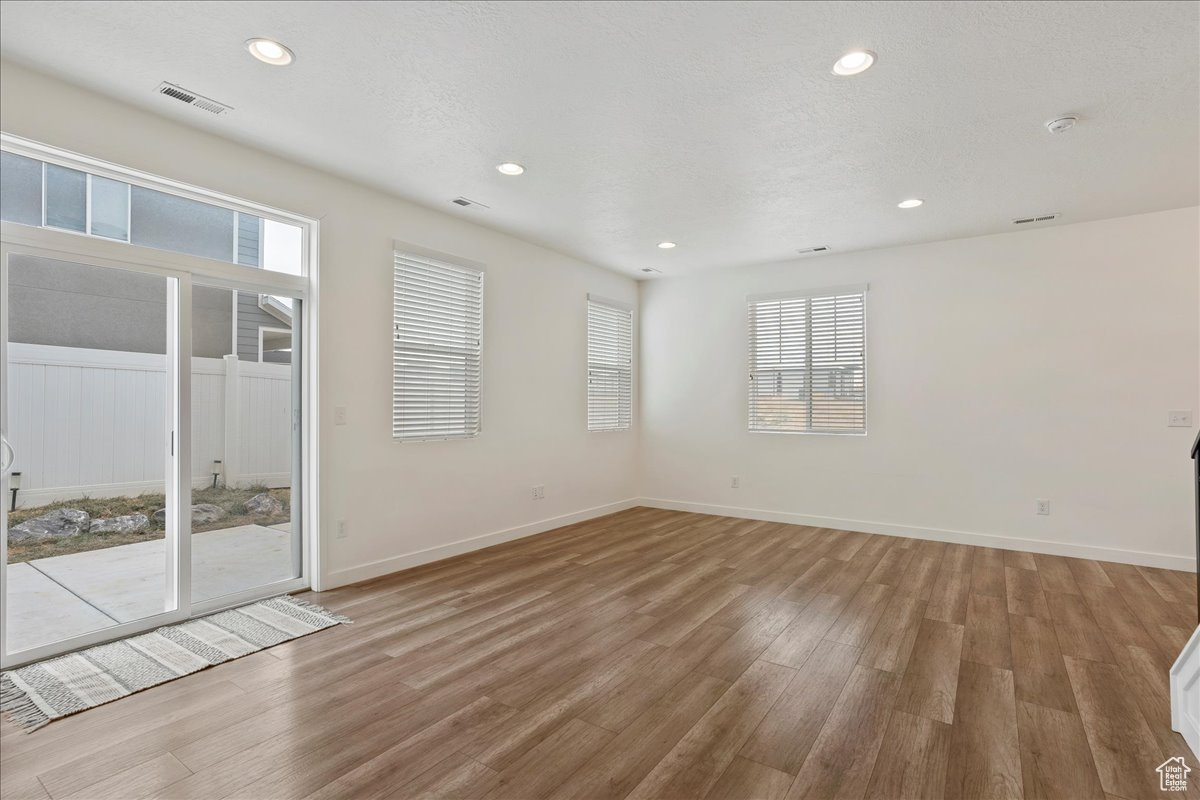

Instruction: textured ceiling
[1,1,1197,278]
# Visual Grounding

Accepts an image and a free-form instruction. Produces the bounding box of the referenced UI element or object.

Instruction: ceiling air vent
[156,82,232,115]
[451,196,490,209]
[796,246,830,255]
[1012,213,1061,225]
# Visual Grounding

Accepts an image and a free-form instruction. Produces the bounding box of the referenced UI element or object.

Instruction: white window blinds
[748,286,866,434]
[393,251,484,440]
[587,296,633,431]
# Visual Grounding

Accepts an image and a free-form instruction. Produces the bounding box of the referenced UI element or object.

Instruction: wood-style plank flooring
[2,507,1197,800]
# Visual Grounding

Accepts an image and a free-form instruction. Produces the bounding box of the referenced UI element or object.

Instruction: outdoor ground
[7,486,290,563]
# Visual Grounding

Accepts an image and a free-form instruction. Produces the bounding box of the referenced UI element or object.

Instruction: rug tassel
[0,673,50,732]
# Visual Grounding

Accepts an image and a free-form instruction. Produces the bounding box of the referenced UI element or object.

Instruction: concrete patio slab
[7,525,298,653]
[5,563,119,653]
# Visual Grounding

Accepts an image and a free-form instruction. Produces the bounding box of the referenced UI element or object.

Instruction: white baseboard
[321,498,641,589]
[639,497,1198,572]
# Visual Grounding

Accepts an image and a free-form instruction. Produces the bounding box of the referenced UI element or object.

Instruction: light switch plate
[334,406,348,426]
[1168,410,1193,427]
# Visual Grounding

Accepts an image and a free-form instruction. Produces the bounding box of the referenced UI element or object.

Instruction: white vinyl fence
[6,343,292,506]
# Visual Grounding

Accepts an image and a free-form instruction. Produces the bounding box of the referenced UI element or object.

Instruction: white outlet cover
[1168,410,1193,427]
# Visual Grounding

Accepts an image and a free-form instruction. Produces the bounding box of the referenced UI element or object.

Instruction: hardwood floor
[1,507,1197,800]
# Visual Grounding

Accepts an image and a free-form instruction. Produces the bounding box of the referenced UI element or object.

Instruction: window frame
[586,294,634,432]
[747,284,868,436]
[1,134,313,280]
[391,243,485,442]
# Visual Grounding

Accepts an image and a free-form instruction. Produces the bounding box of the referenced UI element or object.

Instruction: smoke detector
[156,82,231,115]
[796,246,830,255]
[1045,116,1078,134]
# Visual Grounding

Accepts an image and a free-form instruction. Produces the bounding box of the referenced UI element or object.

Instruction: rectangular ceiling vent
[451,196,490,209]
[156,82,232,115]
[1012,213,1061,225]
[796,246,831,255]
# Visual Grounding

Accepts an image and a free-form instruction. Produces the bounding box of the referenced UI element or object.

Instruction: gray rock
[244,493,284,516]
[89,513,150,535]
[192,503,227,524]
[9,509,90,542]
[152,504,227,525]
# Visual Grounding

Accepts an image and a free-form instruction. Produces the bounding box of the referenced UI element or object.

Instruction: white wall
[640,208,1200,570]
[0,62,639,588]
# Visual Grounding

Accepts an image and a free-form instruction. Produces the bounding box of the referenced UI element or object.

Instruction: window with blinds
[587,296,633,431]
[393,250,484,440]
[748,286,866,434]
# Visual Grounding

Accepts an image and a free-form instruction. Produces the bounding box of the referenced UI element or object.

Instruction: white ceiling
[1,1,1197,278]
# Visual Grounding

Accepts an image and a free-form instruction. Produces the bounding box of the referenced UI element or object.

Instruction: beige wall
[1,61,640,588]
[640,208,1200,569]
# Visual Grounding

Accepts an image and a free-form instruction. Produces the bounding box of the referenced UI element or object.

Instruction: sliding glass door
[0,246,188,663]
[188,285,303,604]
[0,230,312,668]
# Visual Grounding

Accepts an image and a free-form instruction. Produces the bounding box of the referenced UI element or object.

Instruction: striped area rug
[0,595,349,731]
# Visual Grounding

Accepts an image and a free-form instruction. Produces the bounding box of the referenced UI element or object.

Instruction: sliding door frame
[0,142,320,668]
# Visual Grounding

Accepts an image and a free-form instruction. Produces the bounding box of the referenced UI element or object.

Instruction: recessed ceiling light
[832,50,875,76]
[496,162,525,176]
[657,241,677,249]
[246,38,294,66]
[897,198,924,209]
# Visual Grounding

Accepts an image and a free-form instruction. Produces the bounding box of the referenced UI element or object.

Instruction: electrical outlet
[1036,499,1050,516]
[334,406,348,426]
[731,476,740,489]
[532,485,545,500]
[1168,410,1193,427]
[335,519,349,539]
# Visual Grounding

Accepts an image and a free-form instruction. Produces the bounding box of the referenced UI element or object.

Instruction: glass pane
[4,254,174,653]
[236,213,261,267]
[130,185,235,261]
[0,151,42,226]
[1,153,305,275]
[262,219,303,275]
[45,164,86,232]
[190,287,300,602]
[89,175,130,241]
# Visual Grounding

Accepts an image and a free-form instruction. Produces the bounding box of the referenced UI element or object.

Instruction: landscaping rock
[9,509,90,542]
[152,504,227,525]
[192,503,227,524]
[244,493,284,516]
[89,514,150,535]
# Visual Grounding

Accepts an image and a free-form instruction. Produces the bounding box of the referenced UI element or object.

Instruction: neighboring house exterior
[7,251,292,363]
[2,150,294,363]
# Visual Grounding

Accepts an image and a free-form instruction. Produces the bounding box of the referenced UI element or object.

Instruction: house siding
[8,254,232,357]
[236,291,290,362]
